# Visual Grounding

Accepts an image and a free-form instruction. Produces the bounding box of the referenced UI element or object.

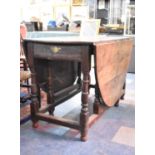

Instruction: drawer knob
[50,46,61,53]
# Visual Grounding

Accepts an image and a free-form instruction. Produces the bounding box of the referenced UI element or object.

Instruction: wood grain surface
[95,39,133,106]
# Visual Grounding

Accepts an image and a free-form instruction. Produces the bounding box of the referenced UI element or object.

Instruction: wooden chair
[20,23,42,124]
[20,23,31,90]
[20,23,32,124]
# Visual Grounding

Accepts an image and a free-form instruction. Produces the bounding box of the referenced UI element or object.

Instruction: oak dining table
[23,31,133,141]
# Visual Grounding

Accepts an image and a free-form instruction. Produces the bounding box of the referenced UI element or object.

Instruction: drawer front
[33,43,83,61]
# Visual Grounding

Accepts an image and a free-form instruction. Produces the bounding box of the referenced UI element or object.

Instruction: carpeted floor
[20,73,135,155]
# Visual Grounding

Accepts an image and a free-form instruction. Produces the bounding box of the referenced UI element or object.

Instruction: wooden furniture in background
[20,23,32,124]
[20,23,31,88]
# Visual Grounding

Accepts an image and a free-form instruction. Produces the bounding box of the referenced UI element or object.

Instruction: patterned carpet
[20,73,135,155]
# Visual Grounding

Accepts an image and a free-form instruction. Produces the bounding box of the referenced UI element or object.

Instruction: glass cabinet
[124,4,135,35]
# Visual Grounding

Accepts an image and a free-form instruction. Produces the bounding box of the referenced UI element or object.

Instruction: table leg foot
[32,122,39,128]
[80,136,88,142]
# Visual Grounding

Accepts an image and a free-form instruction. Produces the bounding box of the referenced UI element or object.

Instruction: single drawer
[33,43,83,61]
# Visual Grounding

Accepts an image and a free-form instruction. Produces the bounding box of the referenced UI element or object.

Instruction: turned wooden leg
[80,75,89,141]
[32,121,39,128]
[31,94,40,128]
[30,72,40,128]
[31,95,40,128]
[26,44,40,128]
[80,46,90,141]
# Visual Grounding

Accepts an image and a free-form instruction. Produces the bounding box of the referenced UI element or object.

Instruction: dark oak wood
[27,43,40,125]
[36,113,80,129]
[95,39,133,106]
[23,33,133,141]
[80,46,90,141]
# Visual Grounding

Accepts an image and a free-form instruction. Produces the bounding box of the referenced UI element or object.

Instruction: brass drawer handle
[50,46,61,53]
